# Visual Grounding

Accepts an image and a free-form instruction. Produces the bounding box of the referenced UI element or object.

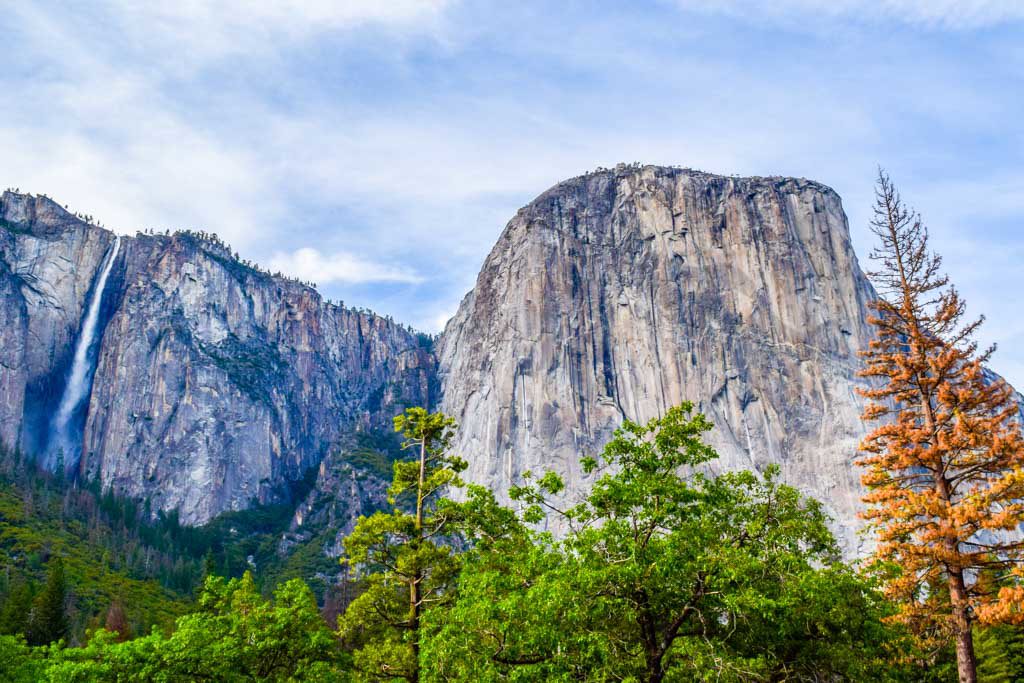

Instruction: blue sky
[2,1,1022,385]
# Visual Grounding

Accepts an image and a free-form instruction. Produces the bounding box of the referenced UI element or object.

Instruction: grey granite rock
[0,191,433,524]
[438,165,878,552]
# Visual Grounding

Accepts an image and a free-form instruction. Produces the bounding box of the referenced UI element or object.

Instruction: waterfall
[48,236,121,473]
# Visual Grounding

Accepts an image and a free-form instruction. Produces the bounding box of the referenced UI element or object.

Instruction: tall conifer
[25,557,68,646]
[858,171,1024,682]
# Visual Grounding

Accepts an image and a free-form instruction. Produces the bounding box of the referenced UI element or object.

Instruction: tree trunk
[645,649,665,683]
[949,570,977,683]
[920,396,977,683]
[409,576,420,683]
[637,599,664,683]
[409,437,427,683]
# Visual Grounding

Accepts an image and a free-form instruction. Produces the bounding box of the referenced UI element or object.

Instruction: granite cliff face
[3,166,1009,550]
[438,165,877,551]
[0,193,118,457]
[0,191,434,524]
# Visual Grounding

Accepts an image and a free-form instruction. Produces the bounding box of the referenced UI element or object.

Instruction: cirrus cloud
[269,247,425,285]
[676,0,1024,30]
[1,1,1022,380]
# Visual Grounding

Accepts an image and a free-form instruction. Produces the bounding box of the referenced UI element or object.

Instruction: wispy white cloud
[27,1,454,75]
[119,0,451,39]
[895,171,1024,382]
[432,307,459,333]
[676,0,1024,30]
[1,1,1022,381]
[269,247,424,285]
[0,115,276,246]
[0,1,457,250]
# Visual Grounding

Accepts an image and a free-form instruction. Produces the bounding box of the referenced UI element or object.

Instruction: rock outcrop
[0,191,434,524]
[438,165,877,551]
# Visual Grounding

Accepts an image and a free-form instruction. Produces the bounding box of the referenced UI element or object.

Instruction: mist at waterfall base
[45,237,121,476]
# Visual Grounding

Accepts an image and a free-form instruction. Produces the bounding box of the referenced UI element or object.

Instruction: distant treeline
[0,441,345,644]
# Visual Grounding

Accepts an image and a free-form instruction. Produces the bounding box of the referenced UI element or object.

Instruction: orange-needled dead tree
[858,170,1024,683]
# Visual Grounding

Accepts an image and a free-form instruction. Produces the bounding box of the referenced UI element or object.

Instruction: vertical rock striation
[438,165,878,551]
[0,191,117,456]
[0,258,28,449]
[81,232,435,523]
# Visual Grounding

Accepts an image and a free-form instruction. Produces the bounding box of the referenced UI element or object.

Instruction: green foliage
[43,572,344,681]
[976,624,1024,682]
[0,579,35,636]
[344,429,406,481]
[0,446,190,642]
[421,486,590,681]
[428,404,902,682]
[0,403,939,680]
[0,440,345,644]
[0,635,43,682]
[414,333,434,353]
[25,557,68,646]
[338,408,464,682]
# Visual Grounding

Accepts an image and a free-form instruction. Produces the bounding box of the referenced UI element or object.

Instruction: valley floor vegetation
[1,174,1023,682]
[0,403,1022,682]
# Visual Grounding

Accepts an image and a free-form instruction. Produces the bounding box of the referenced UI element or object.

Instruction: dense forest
[0,404,1022,681]
[0,435,362,644]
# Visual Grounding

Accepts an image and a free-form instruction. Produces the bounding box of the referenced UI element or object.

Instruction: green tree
[170,573,340,681]
[338,408,465,682]
[430,404,900,682]
[976,625,1024,683]
[421,487,599,681]
[25,557,68,646]
[0,579,35,636]
[45,572,342,681]
[0,635,43,683]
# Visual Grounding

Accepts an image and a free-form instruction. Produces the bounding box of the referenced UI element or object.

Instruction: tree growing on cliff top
[857,170,1024,683]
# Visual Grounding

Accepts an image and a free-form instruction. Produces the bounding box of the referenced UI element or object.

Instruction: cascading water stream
[48,236,121,473]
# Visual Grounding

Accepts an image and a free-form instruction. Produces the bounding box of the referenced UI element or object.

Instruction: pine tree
[0,580,35,636]
[975,625,1024,682]
[338,408,465,682]
[25,557,69,646]
[202,550,219,581]
[857,171,1024,683]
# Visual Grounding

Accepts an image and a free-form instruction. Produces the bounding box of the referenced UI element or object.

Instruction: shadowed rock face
[0,190,435,524]
[0,192,118,456]
[438,165,878,552]
[0,259,28,450]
